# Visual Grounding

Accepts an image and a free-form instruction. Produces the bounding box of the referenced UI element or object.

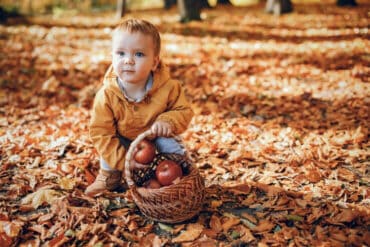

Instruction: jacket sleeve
[156,80,194,135]
[89,88,126,170]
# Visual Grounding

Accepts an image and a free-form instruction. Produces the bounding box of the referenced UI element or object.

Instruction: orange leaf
[172,223,203,243]
[84,169,96,185]
[331,208,358,223]
[222,216,240,232]
[0,233,12,247]
[251,220,274,232]
[48,233,67,247]
[209,215,222,233]
[337,168,356,182]
[306,168,322,183]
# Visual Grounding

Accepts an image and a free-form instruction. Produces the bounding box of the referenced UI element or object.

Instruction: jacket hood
[102,61,171,102]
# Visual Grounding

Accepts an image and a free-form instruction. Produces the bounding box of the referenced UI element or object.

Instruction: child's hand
[129,160,148,171]
[151,121,173,137]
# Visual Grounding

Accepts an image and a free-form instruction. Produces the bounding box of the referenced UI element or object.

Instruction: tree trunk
[116,0,126,18]
[200,0,212,8]
[265,0,293,15]
[218,0,232,4]
[0,7,9,22]
[164,0,177,9]
[337,0,357,6]
[178,0,201,23]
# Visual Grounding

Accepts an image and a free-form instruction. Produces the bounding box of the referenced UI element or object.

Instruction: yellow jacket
[89,64,194,170]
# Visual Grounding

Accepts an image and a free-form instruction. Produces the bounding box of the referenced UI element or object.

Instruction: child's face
[112,30,159,85]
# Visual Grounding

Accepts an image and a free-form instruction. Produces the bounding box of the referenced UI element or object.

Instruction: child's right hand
[151,121,173,137]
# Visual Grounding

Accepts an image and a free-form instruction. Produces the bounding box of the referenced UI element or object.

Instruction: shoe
[85,169,122,197]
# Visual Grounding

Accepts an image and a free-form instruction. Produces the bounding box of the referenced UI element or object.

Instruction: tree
[164,0,177,9]
[177,0,201,22]
[265,0,293,15]
[200,0,212,9]
[217,0,232,4]
[337,0,357,6]
[0,6,22,23]
[0,7,9,23]
[166,0,211,10]
[116,0,126,18]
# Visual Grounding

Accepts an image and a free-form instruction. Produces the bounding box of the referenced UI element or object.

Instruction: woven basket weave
[124,130,205,223]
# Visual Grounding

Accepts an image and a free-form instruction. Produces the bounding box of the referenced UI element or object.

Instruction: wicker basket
[124,130,205,223]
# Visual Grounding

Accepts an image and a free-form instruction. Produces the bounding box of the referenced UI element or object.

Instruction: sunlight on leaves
[21,189,63,209]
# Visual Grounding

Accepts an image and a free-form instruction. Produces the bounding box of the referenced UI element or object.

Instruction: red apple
[155,160,183,186]
[134,139,156,164]
[144,178,162,189]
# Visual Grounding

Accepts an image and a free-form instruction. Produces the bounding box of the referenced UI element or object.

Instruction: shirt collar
[117,73,153,102]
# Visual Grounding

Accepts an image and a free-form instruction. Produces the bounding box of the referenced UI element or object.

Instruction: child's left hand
[151,121,173,137]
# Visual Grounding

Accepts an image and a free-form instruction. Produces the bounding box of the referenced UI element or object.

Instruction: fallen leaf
[209,214,222,233]
[84,169,96,185]
[0,233,12,247]
[58,177,76,190]
[172,223,203,243]
[251,220,275,232]
[0,221,23,237]
[21,189,63,209]
[241,213,258,224]
[222,216,240,232]
[337,168,356,182]
[306,168,322,183]
[331,208,359,223]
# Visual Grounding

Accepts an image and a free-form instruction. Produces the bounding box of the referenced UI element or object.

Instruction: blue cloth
[100,135,185,170]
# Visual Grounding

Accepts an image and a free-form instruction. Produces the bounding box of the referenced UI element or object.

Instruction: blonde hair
[113,19,161,56]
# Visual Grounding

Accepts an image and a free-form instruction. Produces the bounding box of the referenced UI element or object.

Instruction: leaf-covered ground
[0,3,369,246]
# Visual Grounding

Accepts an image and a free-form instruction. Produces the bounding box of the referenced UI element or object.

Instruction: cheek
[112,57,123,68]
[112,60,122,74]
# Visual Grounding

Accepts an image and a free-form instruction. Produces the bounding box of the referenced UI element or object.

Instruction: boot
[85,169,122,197]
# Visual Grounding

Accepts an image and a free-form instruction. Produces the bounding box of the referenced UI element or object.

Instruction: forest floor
[0,3,369,246]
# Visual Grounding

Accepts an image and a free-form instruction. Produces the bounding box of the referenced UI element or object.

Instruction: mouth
[122,68,135,72]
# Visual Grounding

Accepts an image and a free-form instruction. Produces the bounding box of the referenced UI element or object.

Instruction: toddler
[85,19,193,196]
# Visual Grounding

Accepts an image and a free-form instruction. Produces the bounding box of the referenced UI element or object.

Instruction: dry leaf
[331,208,358,223]
[172,223,203,243]
[239,227,255,243]
[251,220,275,232]
[58,177,76,190]
[306,168,322,183]
[337,168,356,182]
[210,200,223,208]
[0,221,23,237]
[21,189,63,209]
[222,216,240,232]
[0,4,369,247]
[41,76,60,93]
[209,215,222,233]
[241,213,258,224]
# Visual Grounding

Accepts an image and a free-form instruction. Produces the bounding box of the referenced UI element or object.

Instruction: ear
[151,56,160,71]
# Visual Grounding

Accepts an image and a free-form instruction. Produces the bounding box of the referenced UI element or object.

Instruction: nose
[123,56,134,65]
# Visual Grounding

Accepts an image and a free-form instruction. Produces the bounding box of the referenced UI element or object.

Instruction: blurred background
[0,0,363,16]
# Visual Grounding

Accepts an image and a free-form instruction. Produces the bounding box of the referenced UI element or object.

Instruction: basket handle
[124,129,154,187]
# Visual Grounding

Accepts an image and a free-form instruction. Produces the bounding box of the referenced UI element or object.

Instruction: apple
[144,178,162,189]
[155,160,183,186]
[134,139,156,164]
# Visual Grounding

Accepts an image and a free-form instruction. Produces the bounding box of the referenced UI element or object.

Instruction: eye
[135,52,144,57]
[117,52,125,57]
